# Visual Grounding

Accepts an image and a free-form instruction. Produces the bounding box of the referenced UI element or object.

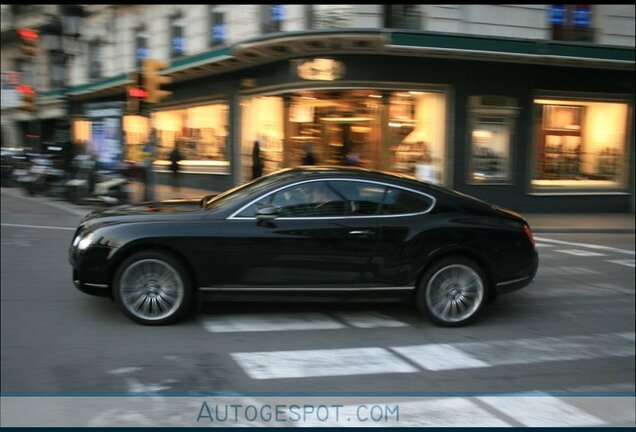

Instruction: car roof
[274,165,423,184]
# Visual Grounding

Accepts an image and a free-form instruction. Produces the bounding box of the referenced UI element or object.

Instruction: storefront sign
[296,58,345,81]
[83,102,124,169]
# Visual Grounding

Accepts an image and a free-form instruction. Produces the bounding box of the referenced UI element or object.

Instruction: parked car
[69,166,538,326]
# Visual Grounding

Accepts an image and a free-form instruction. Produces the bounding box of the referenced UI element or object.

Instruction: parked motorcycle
[65,156,131,206]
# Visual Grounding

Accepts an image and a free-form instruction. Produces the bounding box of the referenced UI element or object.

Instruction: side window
[236,196,271,217]
[328,181,385,216]
[380,187,433,215]
[235,181,348,218]
[271,181,345,217]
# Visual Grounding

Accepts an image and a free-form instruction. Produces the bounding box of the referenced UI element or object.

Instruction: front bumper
[69,246,114,297]
[72,269,111,297]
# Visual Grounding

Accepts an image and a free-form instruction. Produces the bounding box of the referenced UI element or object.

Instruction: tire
[113,250,193,325]
[416,256,487,327]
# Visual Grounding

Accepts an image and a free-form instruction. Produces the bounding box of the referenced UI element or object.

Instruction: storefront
[65,31,634,212]
[239,87,449,184]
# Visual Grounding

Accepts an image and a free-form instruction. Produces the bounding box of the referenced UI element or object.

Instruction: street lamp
[40,4,85,166]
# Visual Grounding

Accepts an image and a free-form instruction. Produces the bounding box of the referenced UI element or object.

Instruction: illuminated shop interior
[532,98,629,189]
[241,88,447,183]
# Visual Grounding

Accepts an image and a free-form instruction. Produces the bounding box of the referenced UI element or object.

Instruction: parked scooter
[65,156,131,206]
[21,156,64,196]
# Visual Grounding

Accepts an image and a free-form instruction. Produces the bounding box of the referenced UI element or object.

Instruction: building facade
[1,4,634,212]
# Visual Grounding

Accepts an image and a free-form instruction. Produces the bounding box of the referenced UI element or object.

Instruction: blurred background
[1,4,634,212]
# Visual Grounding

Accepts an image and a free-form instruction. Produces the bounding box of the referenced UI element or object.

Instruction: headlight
[77,232,94,251]
[72,234,81,248]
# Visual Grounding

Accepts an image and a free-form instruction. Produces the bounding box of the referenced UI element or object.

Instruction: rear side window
[328,181,386,216]
[380,187,433,215]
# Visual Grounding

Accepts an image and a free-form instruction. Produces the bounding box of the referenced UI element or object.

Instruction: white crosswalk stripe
[606,259,635,268]
[555,249,606,257]
[230,331,635,380]
[478,395,605,427]
[232,347,418,379]
[199,311,408,333]
[199,313,344,333]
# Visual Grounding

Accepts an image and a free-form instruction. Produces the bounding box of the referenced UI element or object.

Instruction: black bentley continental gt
[69,166,538,326]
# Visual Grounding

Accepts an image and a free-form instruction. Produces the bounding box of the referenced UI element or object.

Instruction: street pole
[144,117,156,202]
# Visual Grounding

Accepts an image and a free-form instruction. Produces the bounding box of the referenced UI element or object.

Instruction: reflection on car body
[69,166,538,326]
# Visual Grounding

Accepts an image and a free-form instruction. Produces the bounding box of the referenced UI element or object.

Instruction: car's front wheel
[416,256,487,327]
[113,250,193,325]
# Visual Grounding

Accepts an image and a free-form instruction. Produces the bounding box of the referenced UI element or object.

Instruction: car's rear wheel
[416,256,487,327]
[113,250,193,325]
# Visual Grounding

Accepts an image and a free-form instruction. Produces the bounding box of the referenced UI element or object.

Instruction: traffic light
[16,84,36,112]
[143,59,172,103]
[126,72,148,114]
[17,28,39,57]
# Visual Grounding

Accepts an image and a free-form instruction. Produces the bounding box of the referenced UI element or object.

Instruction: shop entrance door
[321,120,371,167]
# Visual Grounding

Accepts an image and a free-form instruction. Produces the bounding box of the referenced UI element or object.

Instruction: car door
[369,185,437,286]
[208,180,386,288]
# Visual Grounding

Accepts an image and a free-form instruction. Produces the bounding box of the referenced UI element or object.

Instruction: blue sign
[172,36,185,54]
[212,24,225,42]
[272,5,284,22]
[574,7,591,27]
[136,46,148,61]
[549,5,565,25]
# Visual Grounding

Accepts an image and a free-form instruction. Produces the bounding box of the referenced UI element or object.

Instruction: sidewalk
[524,213,635,234]
[2,186,634,234]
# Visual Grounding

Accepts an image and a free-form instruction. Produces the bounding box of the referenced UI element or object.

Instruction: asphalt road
[1,187,634,427]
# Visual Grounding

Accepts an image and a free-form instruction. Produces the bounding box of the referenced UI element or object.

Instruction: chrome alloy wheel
[425,264,484,324]
[118,259,185,321]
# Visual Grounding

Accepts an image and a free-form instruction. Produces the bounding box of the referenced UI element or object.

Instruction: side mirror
[256,204,281,222]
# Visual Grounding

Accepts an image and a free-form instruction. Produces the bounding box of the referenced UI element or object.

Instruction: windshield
[205,170,295,211]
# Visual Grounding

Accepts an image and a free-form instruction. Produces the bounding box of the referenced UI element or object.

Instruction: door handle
[348,230,375,237]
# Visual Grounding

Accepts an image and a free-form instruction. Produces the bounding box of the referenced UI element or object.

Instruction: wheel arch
[416,247,497,301]
[108,241,199,295]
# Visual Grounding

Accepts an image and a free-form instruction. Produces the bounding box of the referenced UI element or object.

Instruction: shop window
[308,5,354,29]
[467,96,520,184]
[209,8,225,47]
[532,97,629,191]
[241,96,285,182]
[148,103,229,174]
[288,90,381,170]
[389,91,448,185]
[261,5,284,34]
[135,27,149,69]
[550,5,594,43]
[170,15,186,58]
[384,5,420,29]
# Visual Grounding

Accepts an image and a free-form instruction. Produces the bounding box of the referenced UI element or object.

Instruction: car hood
[82,197,206,222]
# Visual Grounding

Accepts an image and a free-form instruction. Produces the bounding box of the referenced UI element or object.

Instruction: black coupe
[69,166,538,326]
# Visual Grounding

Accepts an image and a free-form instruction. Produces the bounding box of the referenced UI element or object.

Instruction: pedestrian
[252,140,264,180]
[169,145,182,190]
[302,141,317,166]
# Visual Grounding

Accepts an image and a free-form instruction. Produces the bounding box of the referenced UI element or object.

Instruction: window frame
[134,26,149,70]
[229,178,436,220]
[169,14,186,58]
[209,8,226,47]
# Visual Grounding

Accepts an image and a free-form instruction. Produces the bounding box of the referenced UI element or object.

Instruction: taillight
[524,225,535,248]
